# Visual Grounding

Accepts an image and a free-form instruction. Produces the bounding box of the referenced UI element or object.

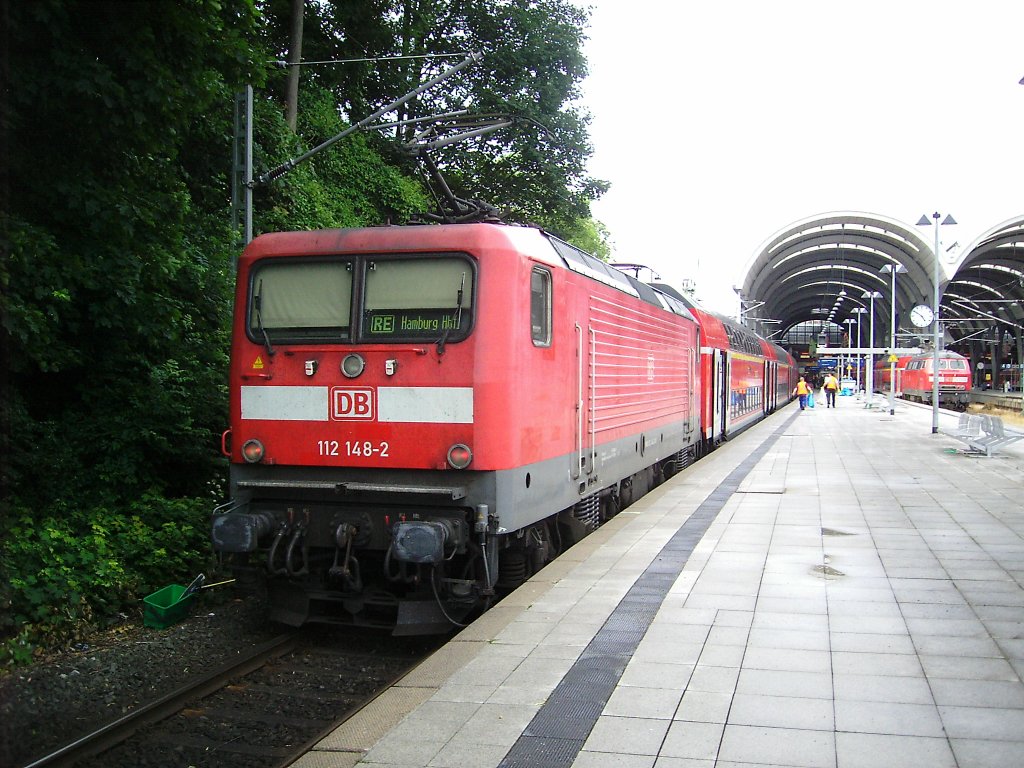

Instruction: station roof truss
[738,212,1024,348]
[942,218,1024,340]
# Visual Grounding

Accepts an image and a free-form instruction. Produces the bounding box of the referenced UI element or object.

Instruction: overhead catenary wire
[270,52,473,67]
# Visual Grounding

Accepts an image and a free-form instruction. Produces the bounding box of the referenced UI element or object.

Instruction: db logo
[332,388,375,420]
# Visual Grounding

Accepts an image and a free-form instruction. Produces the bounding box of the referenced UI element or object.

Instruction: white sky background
[579,0,1024,316]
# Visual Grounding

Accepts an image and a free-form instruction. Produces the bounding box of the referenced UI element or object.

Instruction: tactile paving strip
[497,413,797,768]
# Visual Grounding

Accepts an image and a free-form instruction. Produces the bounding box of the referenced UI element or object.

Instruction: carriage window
[531,267,552,346]
[249,260,352,342]
[363,256,474,341]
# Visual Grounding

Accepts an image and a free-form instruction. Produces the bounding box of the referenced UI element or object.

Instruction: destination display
[364,309,466,338]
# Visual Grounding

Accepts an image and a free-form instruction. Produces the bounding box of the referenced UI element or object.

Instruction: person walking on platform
[793,376,812,410]
[823,371,840,408]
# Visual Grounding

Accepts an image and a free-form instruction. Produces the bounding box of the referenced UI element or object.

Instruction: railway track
[22,630,440,768]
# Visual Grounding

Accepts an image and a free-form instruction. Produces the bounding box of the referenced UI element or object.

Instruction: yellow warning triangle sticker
[253,356,264,370]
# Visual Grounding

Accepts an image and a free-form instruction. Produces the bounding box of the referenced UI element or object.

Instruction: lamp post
[862,291,883,407]
[880,264,907,415]
[916,212,956,434]
[843,318,856,383]
[852,307,868,390]
[810,308,827,360]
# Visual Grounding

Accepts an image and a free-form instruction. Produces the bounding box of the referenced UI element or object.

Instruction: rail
[21,634,297,767]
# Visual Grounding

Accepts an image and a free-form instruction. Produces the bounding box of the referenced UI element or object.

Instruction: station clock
[910,304,934,327]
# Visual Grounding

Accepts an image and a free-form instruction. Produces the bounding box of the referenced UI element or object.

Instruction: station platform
[295,396,1024,768]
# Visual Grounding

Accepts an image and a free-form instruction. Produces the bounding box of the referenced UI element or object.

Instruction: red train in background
[211,222,796,634]
[875,350,970,409]
[873,354,911,396]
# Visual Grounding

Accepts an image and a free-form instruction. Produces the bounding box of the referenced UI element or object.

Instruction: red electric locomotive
[897,350,971,409]
[212,223,702,633]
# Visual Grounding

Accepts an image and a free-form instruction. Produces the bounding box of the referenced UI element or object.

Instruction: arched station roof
[737,211,1024,347]
[943,217,1024,341]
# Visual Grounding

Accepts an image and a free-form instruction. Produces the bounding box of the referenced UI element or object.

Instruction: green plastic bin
[143,584,196,629]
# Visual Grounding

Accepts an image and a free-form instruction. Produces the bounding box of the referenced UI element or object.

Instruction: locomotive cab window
[530,267,552,347]
[249,260,352,342]
[363,256,475,341]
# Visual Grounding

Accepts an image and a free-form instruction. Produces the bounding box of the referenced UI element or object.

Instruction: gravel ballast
[0,594,284,767]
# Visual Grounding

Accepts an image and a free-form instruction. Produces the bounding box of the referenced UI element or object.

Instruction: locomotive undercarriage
[902,387,969,410]
[216,497,606,634]
[212,443,696,634]
[214,494,498,634]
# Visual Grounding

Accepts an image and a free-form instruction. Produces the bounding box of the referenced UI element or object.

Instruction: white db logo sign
[332,388,374,420]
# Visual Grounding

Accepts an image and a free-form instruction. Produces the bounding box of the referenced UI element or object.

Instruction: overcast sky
[579,0,1024,315]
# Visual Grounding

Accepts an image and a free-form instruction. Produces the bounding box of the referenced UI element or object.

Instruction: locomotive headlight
[241,439,265,463]
[447,443,472,469]
[341,353,365,378]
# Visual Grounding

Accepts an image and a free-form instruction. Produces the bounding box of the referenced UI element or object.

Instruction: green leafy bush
[0,495,212,665]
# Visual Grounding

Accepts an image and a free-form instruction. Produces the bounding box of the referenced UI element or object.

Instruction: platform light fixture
[852,307,868,390]
[843,318,856,380]
[916,212,956,434]
[879,264,907,415]
[862,291,883,407]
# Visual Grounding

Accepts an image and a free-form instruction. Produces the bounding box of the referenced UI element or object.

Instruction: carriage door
[764,360,774,414]
[713,350,728,440]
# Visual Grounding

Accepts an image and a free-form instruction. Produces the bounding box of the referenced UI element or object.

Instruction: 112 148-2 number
[317,440,390,457]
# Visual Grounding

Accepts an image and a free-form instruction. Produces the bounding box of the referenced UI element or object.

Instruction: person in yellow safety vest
[823,372,840,408]
[793,376,812,411]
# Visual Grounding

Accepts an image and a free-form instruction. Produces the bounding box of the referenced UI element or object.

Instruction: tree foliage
[1,0,605,659]
[1,0,271,659]
[5,0,263,505]
[257,0,608,235]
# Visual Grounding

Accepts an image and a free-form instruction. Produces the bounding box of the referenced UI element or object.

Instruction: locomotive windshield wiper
[454,271,465,330]
[253,280,276,357]
[436,272,467,357]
